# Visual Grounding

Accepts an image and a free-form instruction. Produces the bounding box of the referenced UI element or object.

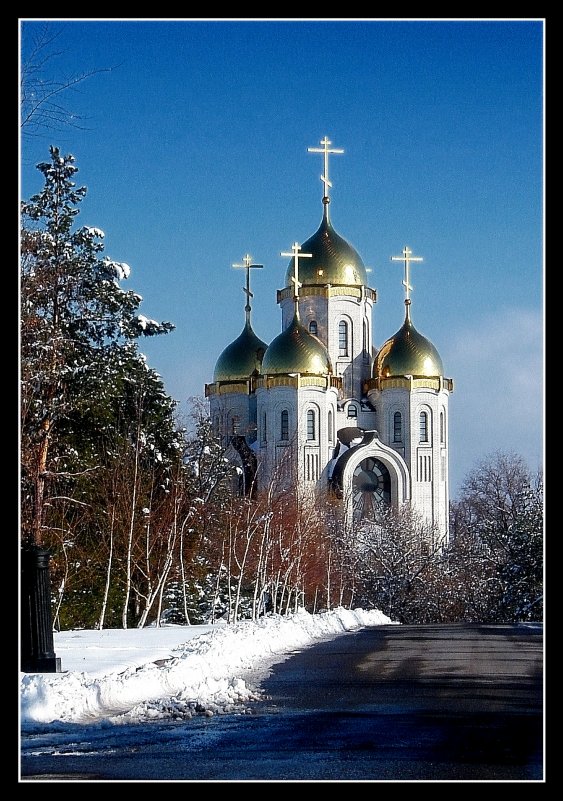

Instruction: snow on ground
[20,608,395,729]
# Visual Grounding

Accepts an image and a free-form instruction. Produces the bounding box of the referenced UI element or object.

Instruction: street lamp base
[21,656,61,673]
[21,546,62,673]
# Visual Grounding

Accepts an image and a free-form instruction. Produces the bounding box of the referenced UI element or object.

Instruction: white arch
[339,432,411,513]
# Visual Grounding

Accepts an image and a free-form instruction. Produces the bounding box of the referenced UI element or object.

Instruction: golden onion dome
[375,304,444,379]
[261,310,333,376]
[213,320,268,382]
[284,211,368,288]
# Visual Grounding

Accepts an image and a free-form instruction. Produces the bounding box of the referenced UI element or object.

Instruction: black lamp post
[20,545,61,673]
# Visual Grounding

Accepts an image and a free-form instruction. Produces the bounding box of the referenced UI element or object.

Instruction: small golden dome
[284,212,368,288]
[375,305,444,379]
[261,310,332,376]
[213,320,268,382]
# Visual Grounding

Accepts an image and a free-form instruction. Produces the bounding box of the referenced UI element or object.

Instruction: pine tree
[20,146,175,549]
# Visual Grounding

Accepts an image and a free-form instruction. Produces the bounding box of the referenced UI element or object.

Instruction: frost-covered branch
[21,22,116,138]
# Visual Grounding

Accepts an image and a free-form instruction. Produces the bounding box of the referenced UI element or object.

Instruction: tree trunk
[122,455,139,629]
[98,506,115,630]
[179,516,192,625]
[31,419,51,546]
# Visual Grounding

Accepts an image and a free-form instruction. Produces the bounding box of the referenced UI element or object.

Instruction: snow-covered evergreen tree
[20,146,175,549]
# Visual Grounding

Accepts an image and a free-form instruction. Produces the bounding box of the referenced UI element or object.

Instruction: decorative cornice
[277,285,376,304]
[365,376,454,393]
[205,381,251,397]
[256,374,342,391]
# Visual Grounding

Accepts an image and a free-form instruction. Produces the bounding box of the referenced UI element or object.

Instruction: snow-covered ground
[20,607,395,728]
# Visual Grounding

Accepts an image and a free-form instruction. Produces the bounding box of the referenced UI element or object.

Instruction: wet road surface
[21,622,543,782]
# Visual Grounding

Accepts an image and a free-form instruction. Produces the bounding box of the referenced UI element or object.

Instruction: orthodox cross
[391,246,423,303]
[233,254,263,319]
[308,136,344,201]
[281,242,312,301]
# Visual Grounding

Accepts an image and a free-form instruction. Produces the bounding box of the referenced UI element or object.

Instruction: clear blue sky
[19,19,544,499]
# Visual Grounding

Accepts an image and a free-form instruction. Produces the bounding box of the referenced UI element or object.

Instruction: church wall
[256,382,338,490]
[409,388,450,538]
[208,391,255,447]
[374,384,450,538]
[373,387,411,458]
[335,400,377,436]
[327,296,373,401]
[290,295,329,342]
[296,384,338,485]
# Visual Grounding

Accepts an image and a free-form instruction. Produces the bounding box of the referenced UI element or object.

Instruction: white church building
[205,137,453,537]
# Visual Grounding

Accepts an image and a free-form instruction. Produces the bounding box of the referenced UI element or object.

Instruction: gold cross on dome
[391,246,423,303]
[233,254,263,314]
[281,242,312,300]
[308,136,344,200]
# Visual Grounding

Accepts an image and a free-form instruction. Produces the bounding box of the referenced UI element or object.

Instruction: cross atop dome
[281,242,312,308]
[391,246,423,307]
[233,254,263,322]
[308,136,344,206]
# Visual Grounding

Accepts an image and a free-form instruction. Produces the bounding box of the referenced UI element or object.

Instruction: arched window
[347,404,358,419]
[339,320,349,356]
[307,409,316,440]
[262,412,267,444]
[328,409,334,442]
[393,411,402,442]
[440,411,445,444]
[363,319,369,357]
[419,411,428,443]
[309,320,318,336]
[280,409,289,441]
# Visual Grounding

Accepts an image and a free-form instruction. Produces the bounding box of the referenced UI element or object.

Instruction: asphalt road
[21,622,543,782]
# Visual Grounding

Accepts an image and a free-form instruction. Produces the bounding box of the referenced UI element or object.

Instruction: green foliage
[20,146,177,546]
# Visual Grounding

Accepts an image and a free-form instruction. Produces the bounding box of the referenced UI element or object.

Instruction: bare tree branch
[20,22,117,137]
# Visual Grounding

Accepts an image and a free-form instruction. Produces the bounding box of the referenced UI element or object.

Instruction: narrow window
[363,319,368,356]
[393,411,402,442]
[339,320,348,356]
[280,409,289,441]
[309,320,318,336]
[262,412,267,443]
[307,409,316,440]
[231,415,240,435]
[419,411,428,443]
[328,409,334,442]
[347,404,358,419]
[440,411,445,444]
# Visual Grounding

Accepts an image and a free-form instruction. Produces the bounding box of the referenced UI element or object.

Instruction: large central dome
[284,212,368,288]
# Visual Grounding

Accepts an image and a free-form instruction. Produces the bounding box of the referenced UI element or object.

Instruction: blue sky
[19,18,544,499]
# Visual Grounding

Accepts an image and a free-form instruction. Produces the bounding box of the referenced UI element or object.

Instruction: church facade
[205,138,453,538]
